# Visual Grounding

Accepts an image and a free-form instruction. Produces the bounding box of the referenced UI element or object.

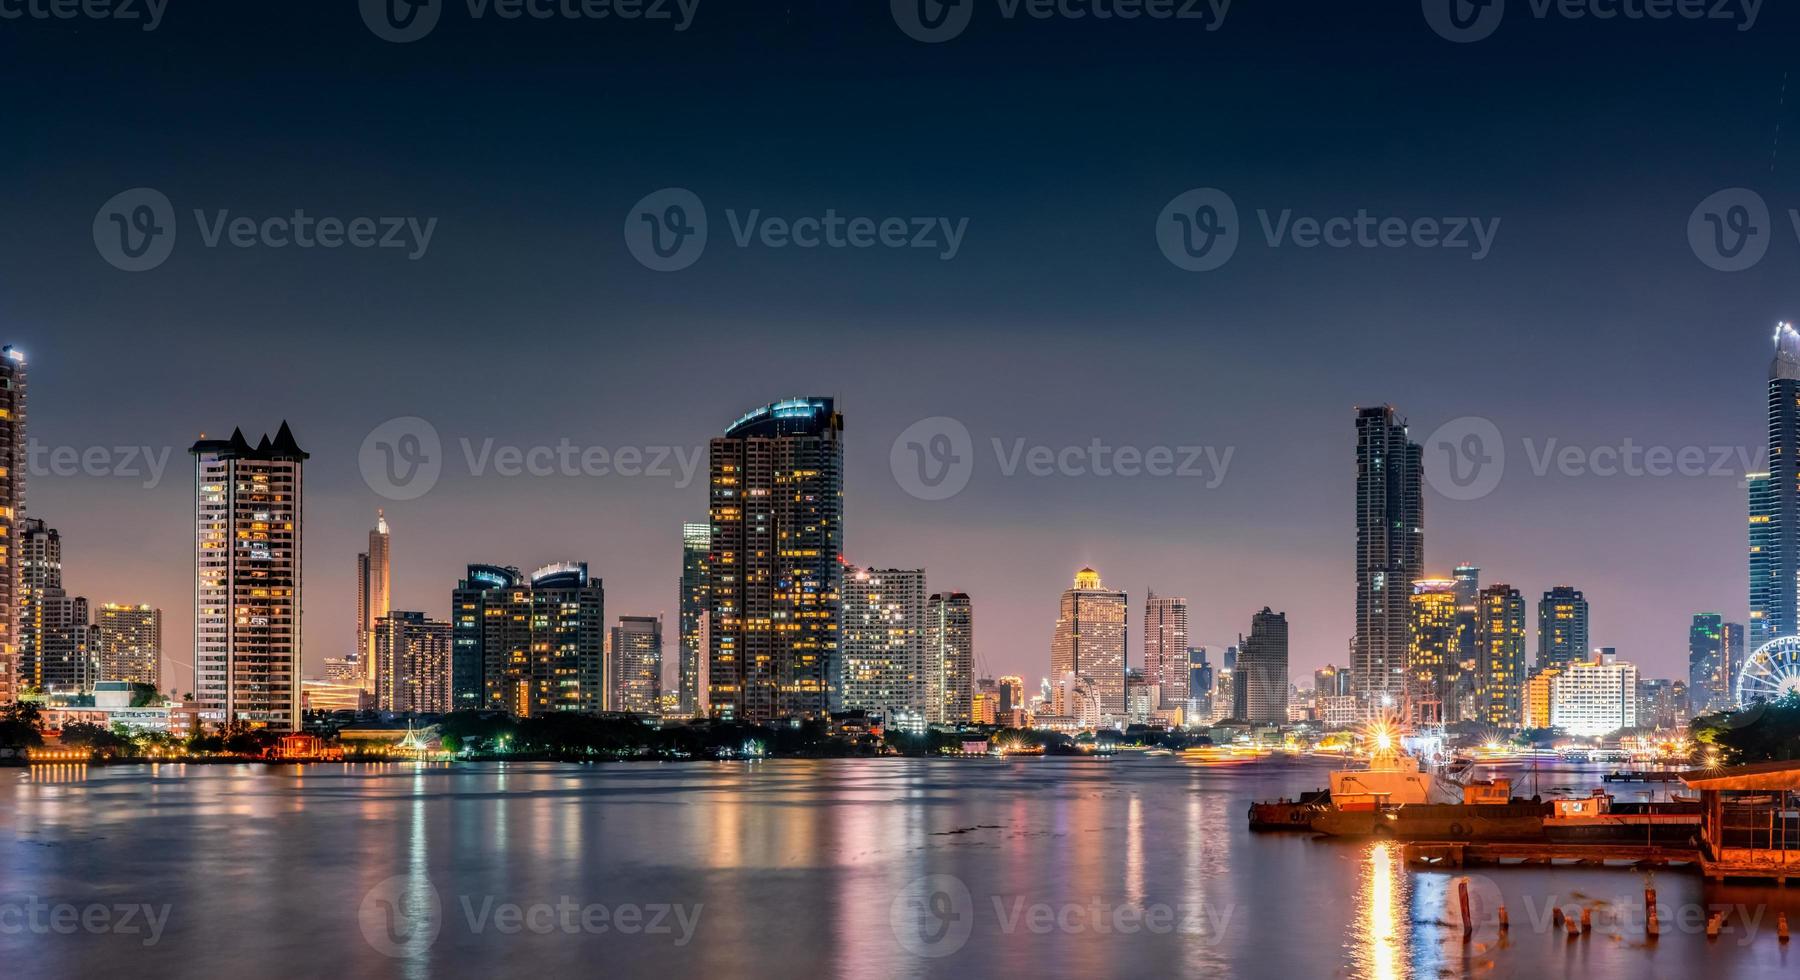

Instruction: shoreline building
[462,562,605,717]
[839,566,927,719]
[1536,586,1589,671]
[609,615,663,715]
[1145,592,1190,710]
[677,522,710,717]
[1407,579,1458,725]
[1050,568,1127,726]
[1549,649,1640,738]
[1355,406,1423,717]
[190,424,307,730]
[1474,584,1527,728]
[373,611,451,714]
[1751,322,1800,650]
[355,510,392,695]
[95,604,162,687]
[451,564,521,711]
[19,519,94,693]
[706,398,844,723]
[1239,608,1290,724]
[928,591,974,724]
[0,346,25,704]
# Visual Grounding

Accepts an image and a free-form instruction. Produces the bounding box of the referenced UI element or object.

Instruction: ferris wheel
[1736,635,1800,705]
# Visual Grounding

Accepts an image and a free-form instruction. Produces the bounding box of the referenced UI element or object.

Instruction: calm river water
[2,757,1795,978]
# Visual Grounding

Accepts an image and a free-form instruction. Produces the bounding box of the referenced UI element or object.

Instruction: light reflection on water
[1,758,1796,979]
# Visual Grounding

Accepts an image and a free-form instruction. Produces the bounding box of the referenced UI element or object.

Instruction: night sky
[5,0,1798,691]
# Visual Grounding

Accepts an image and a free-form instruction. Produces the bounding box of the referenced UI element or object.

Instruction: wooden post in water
[1644,886,1658,939]
[1459,879,1472,940]
[1579,908,1592,934]
[1706,912,1722,940]
[1498,905,1509,933]
[1565,910,1580,939]
[1779,913,1790,943]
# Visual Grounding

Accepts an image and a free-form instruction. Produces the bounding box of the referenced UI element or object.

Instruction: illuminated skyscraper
[1751,322,1800,649]
[468,562,604,716]
[190,424,306,729]
[355,510,391,695]
[0,346,25,704]
[1474,584,1526,727]
[1355,406,1423,715]
[451,564,522,710]
[373,611,451,714]
[1050,568,1127,724]
[1407,579,1458,724]
[20,519,94,693]
[1238,607,1289,724]
[840,566,927,717]
[706,398,843,723]
[609,615,663,715]
[677,522,710,716]
[95,604,162,687]
[1144,592,1189,709]
[1452,563,1480,664]
[1536,586,1589,670]
[1687,613,1735,715]
[928,591,974,724]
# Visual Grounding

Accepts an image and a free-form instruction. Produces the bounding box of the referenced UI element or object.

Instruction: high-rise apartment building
[609,615,663,715]
[451,564,522,711]
[18,519,94,692]
[1187,648,1214,723]
[1474,584,1527,727]
[355,510,392,694]
[839,566,928,717]
[1688,613,1728,715]
[1723,621,1745,708]
[1355,406,1423,715]
[1751,322,1800,649]
[462,562,605,717]
[1407,579,1458,725]
[191,424,306,730]
[706,398,843,723]
[1536,586,1589,670]
[1144,592,1189,709]
[1452,564,1480,666]
[1238,608,1289,723]
[928,591,974,724]
[1050,568,1127,724]
[373,611,451,714]
[95,604,161,687]
[677,522,710,717]
[0,346,26,704]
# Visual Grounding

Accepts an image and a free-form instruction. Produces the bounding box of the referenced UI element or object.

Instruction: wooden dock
[1403,841,1701,870]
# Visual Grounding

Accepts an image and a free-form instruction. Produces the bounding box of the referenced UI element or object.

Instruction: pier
[1404,841,1701,871]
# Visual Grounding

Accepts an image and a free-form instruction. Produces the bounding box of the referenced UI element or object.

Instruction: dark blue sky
[5,0,1798,689]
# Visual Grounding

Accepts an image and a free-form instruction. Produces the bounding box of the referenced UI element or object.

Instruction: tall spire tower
[1751,322,1800,651]
[357,509,392,695]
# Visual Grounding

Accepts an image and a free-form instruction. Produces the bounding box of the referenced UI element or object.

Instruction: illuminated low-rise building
[94,604,161,686]
[1549,649,1639,738]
